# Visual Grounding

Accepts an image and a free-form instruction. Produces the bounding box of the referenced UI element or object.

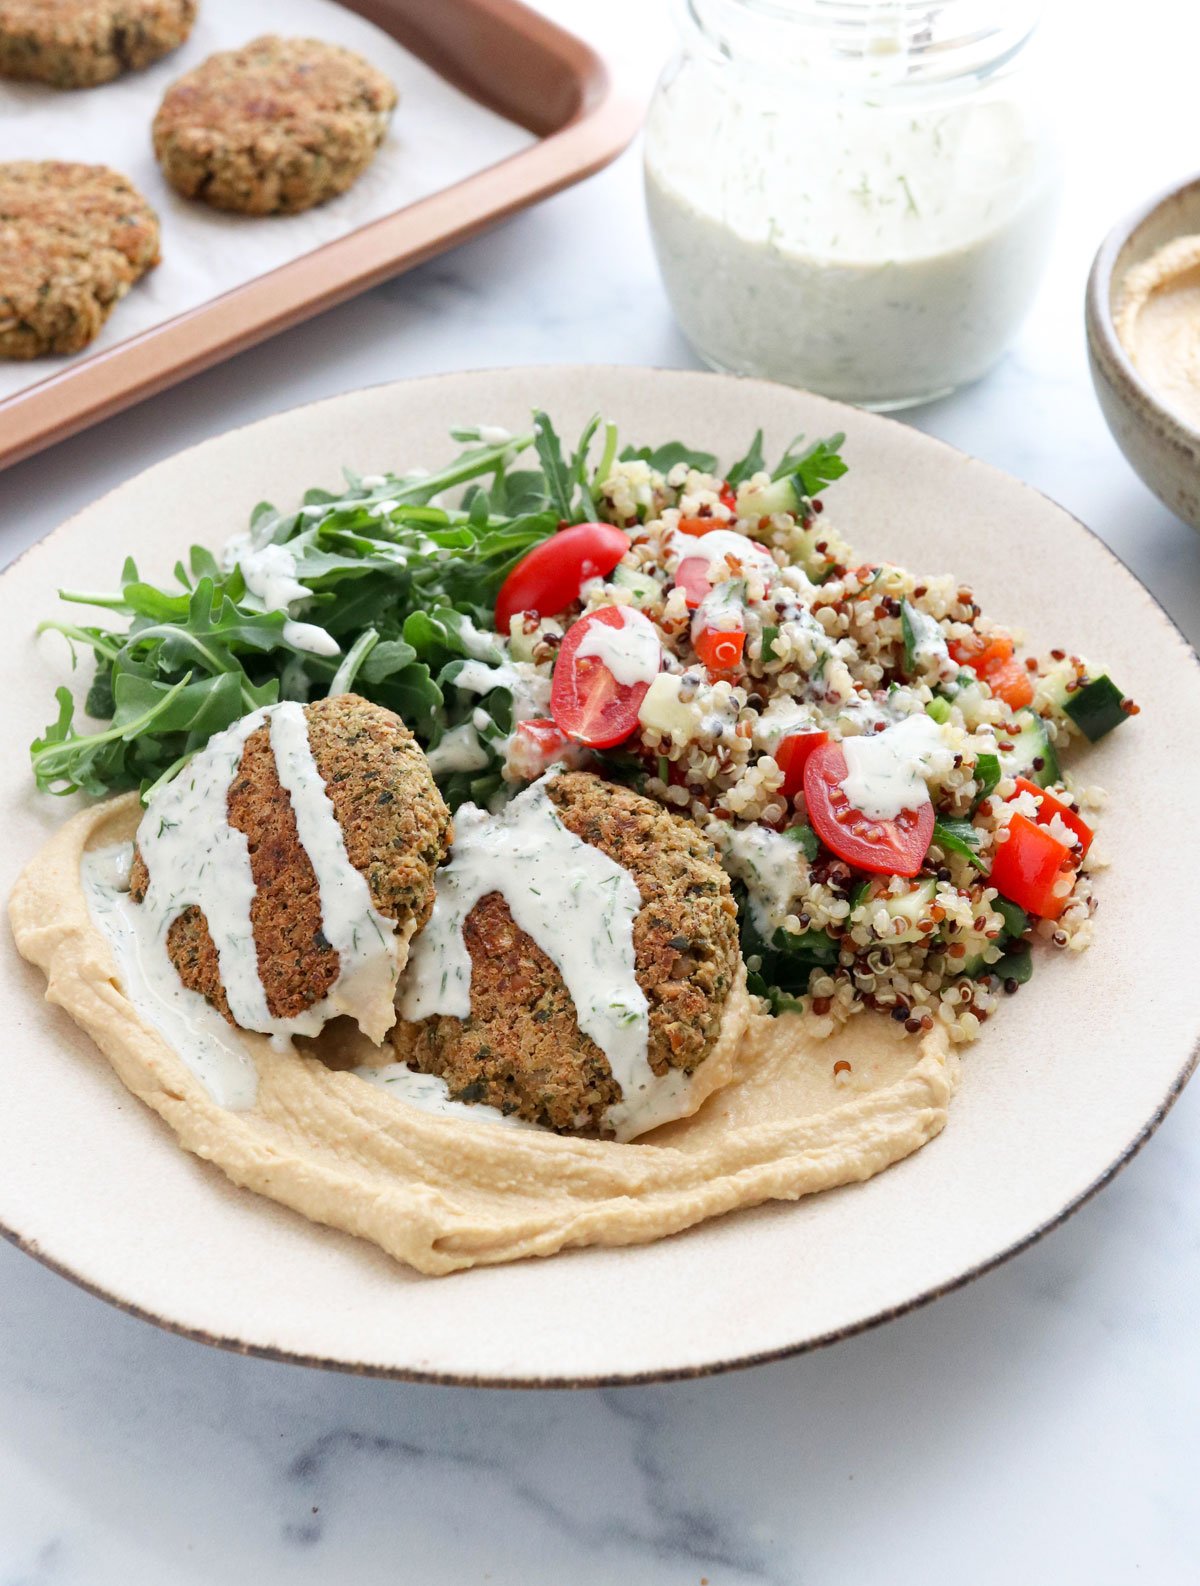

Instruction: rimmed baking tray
[0,0,638,471]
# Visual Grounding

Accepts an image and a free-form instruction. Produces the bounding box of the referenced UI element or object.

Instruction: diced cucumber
[926,696,952,724]
[853,878,936,943]
[999,709,1060,788]
[737,475,804,519]
[610,563,660,607]
[1064,674,1131,741]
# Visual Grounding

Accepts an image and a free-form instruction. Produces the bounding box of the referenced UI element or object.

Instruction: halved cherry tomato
[494,522,628,633]
[986,657,1034,710]
[550,605,659,749]
[803,740,934,877]
[774,730,828,801]
[949,630,1014,673]
[694,627,745,673]
[673,557,712,610]
[506,718,574,781]
[989,811,1074,918]
[1012,777,1093,858]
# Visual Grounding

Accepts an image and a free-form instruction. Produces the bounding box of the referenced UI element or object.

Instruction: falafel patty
[392,772,746,1138]
[152,35,398,215]
[0,160,160,358]
[129,694,451,1030]
[0,0,194,87]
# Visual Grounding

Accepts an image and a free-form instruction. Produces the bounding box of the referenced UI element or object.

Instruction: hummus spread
[1114,235,1200,430]
[9,796,959,1276]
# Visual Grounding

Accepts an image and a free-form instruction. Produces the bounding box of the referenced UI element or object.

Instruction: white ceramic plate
[2,367,1197,1386]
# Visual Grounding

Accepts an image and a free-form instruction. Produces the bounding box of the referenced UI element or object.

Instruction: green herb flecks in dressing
[135,703,402,1047]
[353,1061,537,1128]
[575,607,663,685]
[267,702,402,1044]
[82,843,259,1109]
[711,821,807,937]
[399,776,688,1141]
[839,714,951,820]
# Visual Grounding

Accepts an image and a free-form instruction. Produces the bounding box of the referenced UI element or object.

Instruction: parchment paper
[0,0,536,402]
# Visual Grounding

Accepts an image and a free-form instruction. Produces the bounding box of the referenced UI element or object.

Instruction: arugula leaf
[532,411,574,522]
[972,751,1002,807]
[726,429,765,488]
[619,440,719,476]
[931,817,987,870]
[783,823,819,862]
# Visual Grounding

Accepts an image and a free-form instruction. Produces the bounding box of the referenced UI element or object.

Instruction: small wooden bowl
[1086,173,1200,532]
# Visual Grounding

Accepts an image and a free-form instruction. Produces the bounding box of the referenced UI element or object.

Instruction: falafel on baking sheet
[0,0,195,87]
[0,160,160,358]
[152,35,399,215]
[392,771,749,1140]
[129,694,451,1039]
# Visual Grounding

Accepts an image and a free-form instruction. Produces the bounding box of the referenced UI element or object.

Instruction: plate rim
[4,363,1198,1389]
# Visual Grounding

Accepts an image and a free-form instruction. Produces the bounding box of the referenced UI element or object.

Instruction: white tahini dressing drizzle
[82,843,259,1109]
[267,702,401,1043]
[574,607,662,685]
[711,822,807,938]
[222,533,340,659]
[134,702,402,1048]
[352,1061,536,1129]
[674,528,775,583]
[904,604,951,671]
[399,776,688,1141]
[839,714,951,820]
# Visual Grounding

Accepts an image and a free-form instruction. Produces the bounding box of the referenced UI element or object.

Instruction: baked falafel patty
[0,0,195,87]
[129,695,451,1030]
[0,160,160,358]
[392,771,747,1138]
[152,34,398,215]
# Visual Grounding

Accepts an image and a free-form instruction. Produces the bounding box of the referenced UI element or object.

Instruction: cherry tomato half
[986,657,1034,710]
[803,740,934,877]
[494,522,629,634]
[550,605,660,749]
[673,557,712,610]
[774,730,828,801]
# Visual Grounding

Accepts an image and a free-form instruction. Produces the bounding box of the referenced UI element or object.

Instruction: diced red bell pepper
[694,627,745,674]
[1012,777,1094,859]
[989,812,1075,919]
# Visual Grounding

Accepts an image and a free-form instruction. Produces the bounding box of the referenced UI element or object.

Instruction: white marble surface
[2,1,1199,1581]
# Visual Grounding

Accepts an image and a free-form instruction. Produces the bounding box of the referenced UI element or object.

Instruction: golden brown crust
[0,160,160,358]
[394,772,743,1136]
[130,695,451,1028]
[152,35,398,215]
[0,0,195,87]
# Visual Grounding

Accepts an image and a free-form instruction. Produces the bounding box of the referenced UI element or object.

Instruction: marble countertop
[2,2,1199,1581]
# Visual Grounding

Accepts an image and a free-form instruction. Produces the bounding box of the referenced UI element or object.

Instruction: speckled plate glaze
[2,366,1198,1387]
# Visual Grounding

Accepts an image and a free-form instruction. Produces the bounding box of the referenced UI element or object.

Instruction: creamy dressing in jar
[645,0,1058,408]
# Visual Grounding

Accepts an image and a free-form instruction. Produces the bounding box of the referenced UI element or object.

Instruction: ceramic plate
[2,367,1197,1386]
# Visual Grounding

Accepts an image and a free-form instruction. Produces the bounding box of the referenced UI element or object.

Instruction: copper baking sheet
[0,0,638,470]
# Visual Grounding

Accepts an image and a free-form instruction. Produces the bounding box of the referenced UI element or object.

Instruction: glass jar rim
[680,0,1044,89]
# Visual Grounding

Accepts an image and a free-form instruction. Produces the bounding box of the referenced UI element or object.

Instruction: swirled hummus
[9,794,958,1275]
[1114,234,1200,430]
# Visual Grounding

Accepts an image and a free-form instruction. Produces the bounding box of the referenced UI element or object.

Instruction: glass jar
[644,0,1060,409]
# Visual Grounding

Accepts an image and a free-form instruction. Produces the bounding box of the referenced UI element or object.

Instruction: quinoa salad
[31,411,1138,1052]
